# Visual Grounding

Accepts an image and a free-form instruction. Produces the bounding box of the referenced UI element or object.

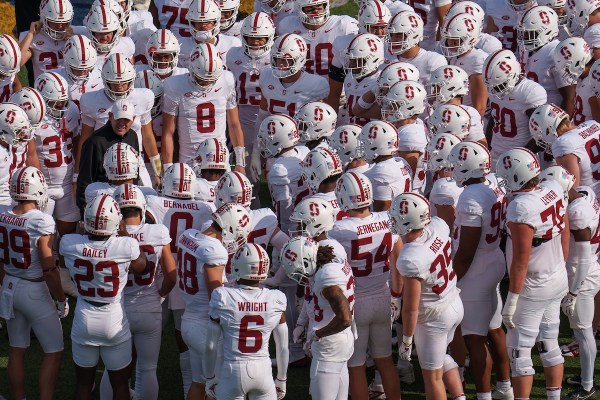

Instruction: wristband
[72,172,78,183]
[358,96,375,109]
[402,335,413,346]
[391,288,402,298]
[149,154,162,177]
[163,163,173,173]
[234,146,246,168]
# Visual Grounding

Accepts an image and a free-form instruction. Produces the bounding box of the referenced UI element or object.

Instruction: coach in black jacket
[76,99,139,218]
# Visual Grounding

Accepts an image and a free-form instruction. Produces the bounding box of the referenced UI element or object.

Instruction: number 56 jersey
[209,286,286,361]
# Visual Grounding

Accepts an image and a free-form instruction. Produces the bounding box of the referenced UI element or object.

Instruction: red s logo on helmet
[458,147,469,161]
[503,156,512,169]
[285,249,298,261]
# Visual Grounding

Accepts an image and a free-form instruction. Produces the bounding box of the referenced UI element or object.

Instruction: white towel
[0,275,19,320]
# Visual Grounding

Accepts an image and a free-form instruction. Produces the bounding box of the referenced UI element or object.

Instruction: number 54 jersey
[209,286,286,360]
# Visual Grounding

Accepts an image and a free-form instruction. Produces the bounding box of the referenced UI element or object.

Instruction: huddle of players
[2,0,600,399]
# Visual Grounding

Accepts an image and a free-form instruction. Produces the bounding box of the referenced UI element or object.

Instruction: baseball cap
[111,99,135,121]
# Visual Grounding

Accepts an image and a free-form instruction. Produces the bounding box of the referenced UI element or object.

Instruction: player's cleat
[368,381,386,399]
[492,387,514,399]
[562,387,596,399]
[567,376,583,387]
[561,341,580,357]
[396,359,415,384]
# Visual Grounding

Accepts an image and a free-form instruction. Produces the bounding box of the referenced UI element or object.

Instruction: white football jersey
[155,0,193,41]
[485,0,519,52]
[522,40,569,106]
[339,71,380,127]
[396,217,457,319]
[0,209,55,279]
[177,229,229,318]
[449,48,488,108]
[506,179,568,299]
[489,79,547,162]
[123,222,171,313]
[429,176,463,219]
[463,105,486,142]
[85,183,157,205]
[329,212,398,297]
[259,69,329,117]
[0,74,16,103]
[398,123,428,192]
[95,37,136,66]
[179,34,242,68]
[194,177,218,203]
[278,15,359,76]
[573,75,594,126]
[364,157,412,202]
[309,191,348,221]
[254,0,296,26]
[163,72,237,162]
[248,208,279,247]
[552,120,600,197]
[129,24,157,66]
[210,285,286,360]
[79,88,153,154]
[406,0,452,51]
[384,0,414,15]
[331,33,354,70]
[0,144,11,205]
[222,21,243,39]
[61,234,141,303]
[56,66,104,109]
[383,48,447,89]
[476,33,503,54]
[35,105,79,189]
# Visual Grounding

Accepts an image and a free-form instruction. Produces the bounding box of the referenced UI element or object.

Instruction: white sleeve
[162,77,179,116]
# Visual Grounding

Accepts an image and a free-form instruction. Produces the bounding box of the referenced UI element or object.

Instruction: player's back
[524,39,566,105]
[364,157,413,201]
[248,208,278,248]
[211,285,286,360]
[155,0,192,41]
[0,208,55,280]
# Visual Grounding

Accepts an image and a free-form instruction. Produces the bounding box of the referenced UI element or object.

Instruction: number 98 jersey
[209,286,286,361]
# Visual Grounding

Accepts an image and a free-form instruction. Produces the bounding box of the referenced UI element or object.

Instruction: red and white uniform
[309,191,347,221]
[221,21,244,39]
[488,79,547,164]
[56,66,104,109]
[384,0,414,15]
[339,71,380,127]
[259,69,329,117]
[453,174,506,335]
[462,105,486,142]
[552,120,600,198]
[449,48,488,108]
[395,216,463,370]
[573,75,594,126]
[95,37,136,66]
[194,177,218,203]
[254,0,296,27]
[364,157,412,202]
[406,0,452,50]
[163,72,237,162]
[278,15,359,76]
[0,144,11,205]
[179,34,242,68]
[521,40,570,106]
[429,176,463,221]
[476,33,503,54]
[398,123,428,193]
[485,0,520,52]
[0,74,16,103]
[248,207,279,248]
[384,48,447,89]
[155,0,193,42]
[128,16,157,66]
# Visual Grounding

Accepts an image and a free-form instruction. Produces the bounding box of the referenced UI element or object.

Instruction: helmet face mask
[40,0,74,40]
[219,0,240,30]
[298,1,330,25]
[188,0,222,42]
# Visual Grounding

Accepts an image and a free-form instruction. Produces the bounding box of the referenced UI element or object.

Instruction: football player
[294,101,337,151]
[60,194,147,400]
[405,0,451,51]
[59,34,103,109]
[538,0,569,39]
[389,192,465,400]
[0,166,67,400]
[566,0,600,37]
[329,172,402,400]
[253,0,296,26]
[152,0,193,42]
[0,34,23,102]
[143,28,188,80]
[329,124,371,174]
[484,0,533,52]
[9,88,44,170]
[177,203,252,399]
[219,0,243,38]
[86,3,135,63]
[300,147,344,217]
[496,148,568,400]
[204,244,288,399]
[190,137,230,203]
[444,1,502,54]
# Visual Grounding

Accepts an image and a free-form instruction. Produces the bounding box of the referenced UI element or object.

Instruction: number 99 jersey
[209,286,286,360]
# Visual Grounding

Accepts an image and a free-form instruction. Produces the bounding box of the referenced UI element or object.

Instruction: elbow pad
[329,64,346,83]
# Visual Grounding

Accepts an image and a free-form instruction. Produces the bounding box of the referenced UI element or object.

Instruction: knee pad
[508,347,535,377]
[537,340,564,368]
[443,354,459,374]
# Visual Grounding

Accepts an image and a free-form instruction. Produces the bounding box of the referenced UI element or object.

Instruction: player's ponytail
[316,245,335,269]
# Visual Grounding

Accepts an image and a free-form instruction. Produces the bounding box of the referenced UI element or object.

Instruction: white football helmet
[538,0,568,24]
[231,243,270,281]
[495,147,541,192]
[193,138,230,171]
[188,0,221,42]
[34,72,70,120]
[86,4,122,53]
[84,193,122,236]
[258,0,286,12]
[90,0,126,30]
[358,0,391,38]
[567,0,600,36]
[294,101,337,142]
[428,65,469,107]
[102,53,136,101]
[302,147,344,192]
[62,35,97,84]
[257,114,300,158]
[540,165,576,194]
[441,13,480,57]
[134,69,164,118]
[271,34,307,78]
[335,171,373,211]
[291,197,335,237]
[297,0,330,25]
[10,88,47,128]
[425,133,462,172]
[0,103,33,148]
[507,0,536,12]
[280,236,319,283]
[9,166,48,210]
[386,11,424,55]
[517,6,559,51]
[113,183,147,221]
[103,142,140,181]
[215,171,254,209]
[528,103,569,152]
[0,34,21,79]
[220,0,240,30]
[388,192,431,235]
[189,42,223,93]
[329,124,363,166]
[447,141,491,187]
[146,28,180,75]
[483,49,522,99]
[241,12,276,58]
[426,104,471,139]
[446,1,485,29]
[212,203,252,254]
[344,33,384,79]
[376,62,420,104]
[40,0,74,40]
[161,163,197,199]
[358,120,398,163]
[553,37,592,85]
[381,80,427,122]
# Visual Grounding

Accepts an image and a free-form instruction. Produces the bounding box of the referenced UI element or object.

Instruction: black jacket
[76,122,139,218]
